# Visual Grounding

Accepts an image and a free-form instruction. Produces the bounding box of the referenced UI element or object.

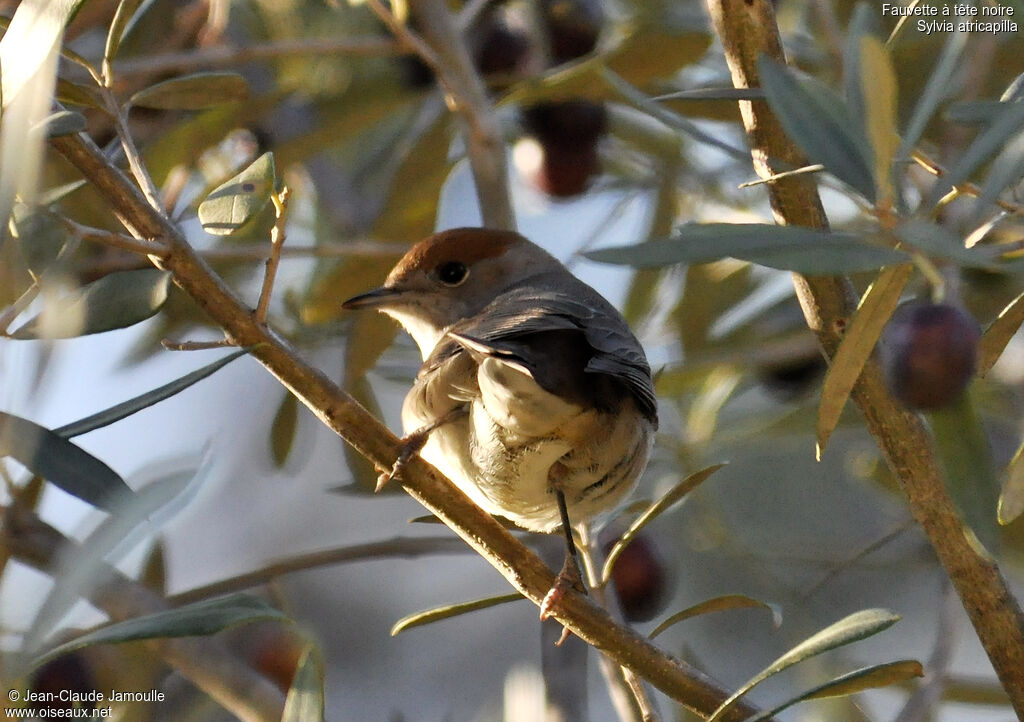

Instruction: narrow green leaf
[34,109,86,138]
[816,264,912,458]
[198,152,276,235]
[31,594,288,671]
[129,71,249,110]
[971,128,1024,223]
[23,461,204,656]
[979,291,1024,376]
[10,208,68,275]
[55,78,106,110]
[930,395,1000,553]
[744,660,924,722]
[859,36,899,204]
[997,439,1024,525]
[104,0,147,66]
[649,595,781,639]
[11,269,171,339]
[896,220,999,270]
[282,645,325,722]
[897,27,969,161]
[602,464,725,584]
[945,100,1009,126]
[55,349,250,438]
[708,608,901,722]
[926,98,1024,208]
[843,3,882,133]
[0,412,131,510]
[585,224,908,275]
[391,593,524,635]
[654,88,764,101]
[271,391,299,467]
[37,179,87,206]
[757,56,875,200]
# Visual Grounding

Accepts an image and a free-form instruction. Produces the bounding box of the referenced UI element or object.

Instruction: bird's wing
[422,277,658,424]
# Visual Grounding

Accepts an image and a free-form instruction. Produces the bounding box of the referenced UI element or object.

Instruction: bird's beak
[341,286,404,310]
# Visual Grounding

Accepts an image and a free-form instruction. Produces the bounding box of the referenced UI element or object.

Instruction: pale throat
[384,308,447,360]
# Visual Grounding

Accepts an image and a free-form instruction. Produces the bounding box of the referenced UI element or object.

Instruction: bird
[342,227,658,620]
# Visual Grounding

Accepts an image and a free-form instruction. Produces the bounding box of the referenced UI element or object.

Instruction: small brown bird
[343,227,657,616]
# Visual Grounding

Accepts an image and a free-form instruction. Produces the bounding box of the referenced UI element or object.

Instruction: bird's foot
[376,405,469,491]
[540,551,587,645]
[375,430,429,491]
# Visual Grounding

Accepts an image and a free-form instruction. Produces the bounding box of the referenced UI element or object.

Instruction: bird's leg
[539,487,587,644]
[377,405,469,491]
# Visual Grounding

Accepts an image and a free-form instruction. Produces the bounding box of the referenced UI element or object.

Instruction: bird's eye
[437,261,468,286]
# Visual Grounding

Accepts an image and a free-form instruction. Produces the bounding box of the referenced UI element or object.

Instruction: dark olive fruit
[542,0,603,64]
[758,355,827,402]
[29,654,97,711]
[604,532,671,623]
[881,300,981,411]
[520,100,607,197]
[474,23,532,78]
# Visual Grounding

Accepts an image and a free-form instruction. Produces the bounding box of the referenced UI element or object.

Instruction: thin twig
[161,338,236,351]
[255,187,290,324]
[101,89,167,216]
[737,163,825,189]
[112,36,401,78]
[168,536,472,606]
[403,0,515,229]
[64,219,168,256]
[366,0,445,76]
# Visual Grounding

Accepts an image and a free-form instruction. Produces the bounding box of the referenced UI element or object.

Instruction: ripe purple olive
[880,300,981,411]
[519,100,607,197]
[604,532,671,623]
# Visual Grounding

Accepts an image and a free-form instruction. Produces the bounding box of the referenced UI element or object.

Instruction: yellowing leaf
[198,152,276,236]
[859,36,899,204]
[816,264,912,459]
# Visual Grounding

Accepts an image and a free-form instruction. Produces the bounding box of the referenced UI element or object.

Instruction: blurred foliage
[0,0,1022,720]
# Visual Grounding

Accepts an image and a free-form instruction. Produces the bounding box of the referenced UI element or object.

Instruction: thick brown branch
[705,0,1024,713]
[48,130,774,722]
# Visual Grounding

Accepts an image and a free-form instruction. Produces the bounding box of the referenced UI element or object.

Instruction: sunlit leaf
[757,56,875,200]
[104,0,147,66]
[31,594,288,671]
[998,440,1024,525]
[391,593,524,635]
[0,412,131,509]
[282,646,325,722]
[55,349,251,438]
[602,464,725,584]
[198,152,276,236]
[649,595,781,639]
[744,660,924,722]
[859,36,899,204]
[129,71,249,110]
[816,264,912,459]
[11,269,171,338]
[930,395,1000,553]
[708,608,901,722]
[586,224,907,274]
[978,291,1024,376]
